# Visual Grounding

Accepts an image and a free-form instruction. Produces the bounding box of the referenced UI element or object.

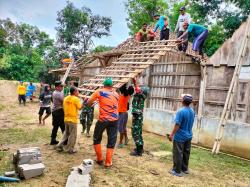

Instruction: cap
[103,78,113,86]
[181,94,193,103]
[55,81,63,87]
[180,6,186,11]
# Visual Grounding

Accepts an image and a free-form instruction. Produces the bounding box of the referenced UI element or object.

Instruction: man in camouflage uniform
[130,79,149,156]
[80,103,94,137]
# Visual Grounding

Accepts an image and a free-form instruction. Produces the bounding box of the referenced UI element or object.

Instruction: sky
[0,0,130,47]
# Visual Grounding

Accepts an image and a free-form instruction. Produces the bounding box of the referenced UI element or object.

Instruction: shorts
[38,107,51,115]
[118,112,128,133]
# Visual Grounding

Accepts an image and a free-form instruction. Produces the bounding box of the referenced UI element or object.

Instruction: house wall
[142,108,250,160]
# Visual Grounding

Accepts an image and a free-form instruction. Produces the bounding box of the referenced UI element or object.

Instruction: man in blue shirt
[169,94,195,177]
[153,14,170,40]
[178,22,208,57]
[26,82,36,101]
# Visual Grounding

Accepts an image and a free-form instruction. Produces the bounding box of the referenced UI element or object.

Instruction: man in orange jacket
[86,78,119,168]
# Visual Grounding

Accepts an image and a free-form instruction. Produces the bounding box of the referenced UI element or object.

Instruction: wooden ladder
[212,17,250,154]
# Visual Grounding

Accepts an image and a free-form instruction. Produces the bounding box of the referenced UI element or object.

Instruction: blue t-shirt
[174,107,195,142]
[154,16,169,32]
[187,24,207,37]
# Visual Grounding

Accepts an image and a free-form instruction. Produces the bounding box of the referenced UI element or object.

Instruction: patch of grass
[13,114,33,121]
[0,151,13,175]
[0,128,50,145]
[0,103,5,112]
[144,133,250,180]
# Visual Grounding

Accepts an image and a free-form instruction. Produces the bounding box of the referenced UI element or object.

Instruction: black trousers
[173,140,191,173]
[177,31,188,52]
[18,95,26,104]
[160,28,170,40]
[51,108,65,140]
[93,120,118,148]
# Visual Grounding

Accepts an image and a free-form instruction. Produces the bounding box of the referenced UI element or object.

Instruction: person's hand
[168,133,174,141]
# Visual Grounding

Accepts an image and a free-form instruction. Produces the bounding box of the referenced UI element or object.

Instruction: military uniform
[131,92,147,155]
[80,105,94,136]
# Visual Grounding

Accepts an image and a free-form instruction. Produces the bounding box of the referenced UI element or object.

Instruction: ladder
[212,17,250,154]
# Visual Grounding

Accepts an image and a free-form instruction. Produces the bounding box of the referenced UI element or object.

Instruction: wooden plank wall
[209,19,250,67]
[142,52,201,112]
[203,66,234,117]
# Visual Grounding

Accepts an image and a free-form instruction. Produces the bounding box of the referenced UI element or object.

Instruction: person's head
[142,23,148,31]
[54,81,63,92]
[44,85,51,92]
[183,21,189,30]
[153,14,160,21]
[70,80,75,86]
[181,94,193,106]
[179,6,186,15]
[103,78,113,88]
[20,81,23,85]
[70,86,79,96]
[30,82,33,86]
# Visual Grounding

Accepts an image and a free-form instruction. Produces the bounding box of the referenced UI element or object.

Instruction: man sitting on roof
[135,23,156,42]
[177,22,208,57]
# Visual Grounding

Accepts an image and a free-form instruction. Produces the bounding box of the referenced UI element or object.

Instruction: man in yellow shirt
[17,81,26,105]
[56,86,83,154]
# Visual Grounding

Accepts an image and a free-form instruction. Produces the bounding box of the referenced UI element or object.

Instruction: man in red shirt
[86,78,119,167]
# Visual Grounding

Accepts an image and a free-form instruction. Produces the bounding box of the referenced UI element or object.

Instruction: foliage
[0,18,55,82]
[125,0,168,35]
[56,1,112,55]
[92,45,113,53]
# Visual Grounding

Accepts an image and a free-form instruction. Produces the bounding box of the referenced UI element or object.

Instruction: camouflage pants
[131,113,144,147]
[80,111,94,133]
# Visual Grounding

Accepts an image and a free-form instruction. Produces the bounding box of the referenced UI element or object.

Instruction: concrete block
[16,147,42,165]
[18,163,45,179]
[78,159,94,175]
[66,167,90,187]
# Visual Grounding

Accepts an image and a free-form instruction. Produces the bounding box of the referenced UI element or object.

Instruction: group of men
[17,81,36,105]
[17,77,195,176]
[40,78,148,167]
[135,6,208,58]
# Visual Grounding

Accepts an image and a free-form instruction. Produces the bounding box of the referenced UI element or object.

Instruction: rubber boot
[94,144,103,165]
[105,148,114,168]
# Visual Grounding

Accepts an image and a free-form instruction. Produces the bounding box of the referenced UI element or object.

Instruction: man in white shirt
[175,7,192,52]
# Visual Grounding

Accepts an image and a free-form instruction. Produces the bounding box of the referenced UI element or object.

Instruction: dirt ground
[0,80,250,187]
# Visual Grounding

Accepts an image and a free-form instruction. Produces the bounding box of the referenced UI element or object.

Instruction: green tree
[0,18,55,82]
[92,45,113,53]
[125,0,168,35]
[56,2,112,55]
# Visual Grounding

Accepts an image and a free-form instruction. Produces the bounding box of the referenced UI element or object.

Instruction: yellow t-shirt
[17,85,26,95]
[63,95,81,124]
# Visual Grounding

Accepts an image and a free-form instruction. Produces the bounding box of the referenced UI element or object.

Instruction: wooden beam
[112,62,153,65]
[153,61,193,65]
[96,74,136,78]
[125,48,171,53]
[78,88,96,92]
[108,64,150,69]
[151,72,201,76]
[151,85,200,89]
[82,83,120,88]
[118,56,159,60]
[122,52,166,56]
[89,78,128,83]
[103,69,143,73]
